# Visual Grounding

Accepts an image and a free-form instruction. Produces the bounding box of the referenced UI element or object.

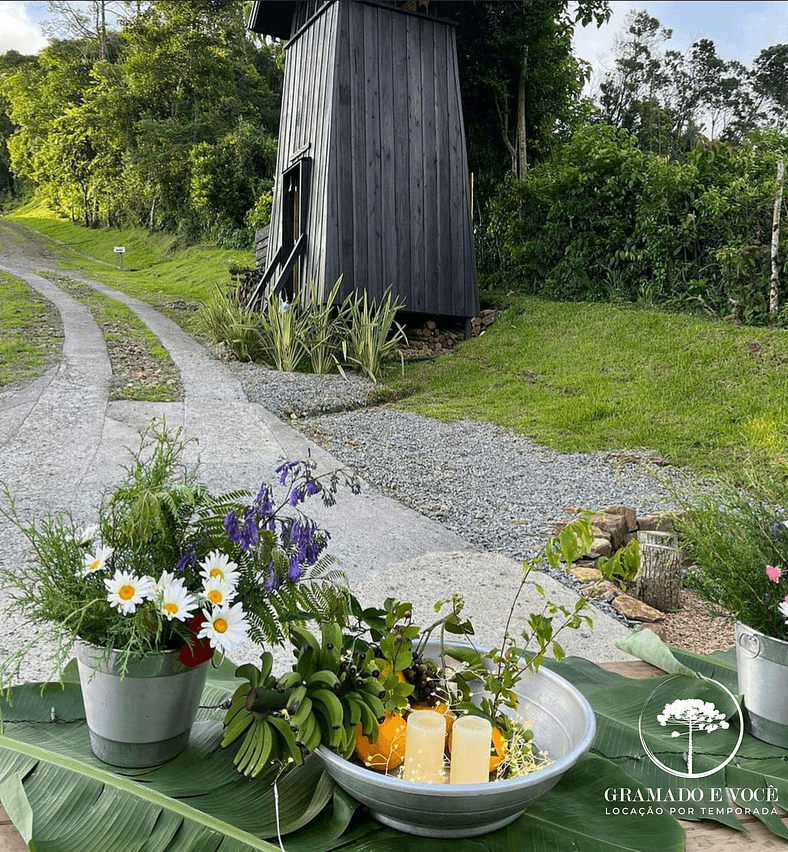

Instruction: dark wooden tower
[248,0,479,321]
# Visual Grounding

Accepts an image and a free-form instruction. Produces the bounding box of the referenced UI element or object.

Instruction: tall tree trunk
[770,158,785,318]
[516,52,527,179]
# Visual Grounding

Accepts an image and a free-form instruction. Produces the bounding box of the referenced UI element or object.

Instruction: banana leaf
[0,667,344,852]
[6,645,783,851]
[552,648,788,841]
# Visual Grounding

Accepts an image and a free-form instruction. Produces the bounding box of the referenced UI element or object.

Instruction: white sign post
[114,246,125,269]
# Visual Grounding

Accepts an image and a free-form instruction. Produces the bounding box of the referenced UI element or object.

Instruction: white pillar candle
[449,715,492,785]
[403,710,446,784]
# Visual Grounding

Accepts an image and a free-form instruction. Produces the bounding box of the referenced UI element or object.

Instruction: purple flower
[224,510,240,543]
[239,510,258,551]
[288,556,302,582]
[175,549,194,572]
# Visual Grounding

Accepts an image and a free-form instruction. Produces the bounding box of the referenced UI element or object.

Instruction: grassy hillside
[8,201,253,327]
[386,297,788,478]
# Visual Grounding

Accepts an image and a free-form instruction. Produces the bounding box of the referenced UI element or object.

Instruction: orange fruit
[409,701,456,736]
[354,711,407,772]
[447,723,507,774]
[489,725,507,773]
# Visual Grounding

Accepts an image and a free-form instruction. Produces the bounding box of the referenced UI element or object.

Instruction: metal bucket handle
[737,629,763,659]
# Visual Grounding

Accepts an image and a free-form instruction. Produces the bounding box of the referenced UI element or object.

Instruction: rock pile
[555,505,682,634]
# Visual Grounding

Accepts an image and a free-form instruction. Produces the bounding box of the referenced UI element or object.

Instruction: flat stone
[571,565,603,583]
[638,512,678,533]
[580,580,621,602]
[604,505,637,532]
[612,594,664,622]
[588,537,612,558]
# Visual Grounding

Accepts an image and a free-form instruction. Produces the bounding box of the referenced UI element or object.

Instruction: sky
[0,0,787,82]
[573,1,788,95]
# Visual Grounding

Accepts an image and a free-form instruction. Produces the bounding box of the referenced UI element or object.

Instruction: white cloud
[0,1,48,55]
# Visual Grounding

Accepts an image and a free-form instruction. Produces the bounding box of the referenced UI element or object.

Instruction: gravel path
[233,361,683,567]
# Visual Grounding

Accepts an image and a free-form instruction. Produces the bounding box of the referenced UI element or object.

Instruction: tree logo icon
[638,676,744,779]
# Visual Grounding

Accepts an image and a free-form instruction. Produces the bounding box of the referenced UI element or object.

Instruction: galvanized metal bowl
[316,643,596,838]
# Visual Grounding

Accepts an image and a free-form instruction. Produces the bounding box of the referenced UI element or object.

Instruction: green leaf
[0,771,35,848]
[0,671,334,851]
[615,629,701,680]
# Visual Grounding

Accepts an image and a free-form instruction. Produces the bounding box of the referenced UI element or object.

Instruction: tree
[42,1,150,60]
[453,0,610,190]
[657,698,729,774]
[597,11,785,154]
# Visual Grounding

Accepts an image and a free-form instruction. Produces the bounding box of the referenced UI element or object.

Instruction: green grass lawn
[8,201,253,329]
[0,271,63,387]
[6,201,787,479]
[385,297,788,478]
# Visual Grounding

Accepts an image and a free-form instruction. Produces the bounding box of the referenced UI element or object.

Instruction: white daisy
[199,551,240,589]
[77,524,99,545]
[158,579,197,622]
[197,602,248,654]
[201,576,234,608]
[82,545,113,576]
[156,569,178,591]
[105,570,155,615]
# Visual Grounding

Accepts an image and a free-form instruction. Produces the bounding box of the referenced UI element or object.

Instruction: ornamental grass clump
[678,460,788,640]
[0,419,358,684]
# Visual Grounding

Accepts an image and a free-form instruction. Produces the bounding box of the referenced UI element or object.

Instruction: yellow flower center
[90,560,100,571]
[119,585,135,600]
[207,590,223,604]
[213,617,228,634]
[209,568,224,580]
[164,602,179,615]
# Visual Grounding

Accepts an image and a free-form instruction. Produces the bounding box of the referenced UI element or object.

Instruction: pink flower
[766,565,782,583]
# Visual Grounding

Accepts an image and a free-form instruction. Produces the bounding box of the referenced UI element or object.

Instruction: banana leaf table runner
[1,638,786,852]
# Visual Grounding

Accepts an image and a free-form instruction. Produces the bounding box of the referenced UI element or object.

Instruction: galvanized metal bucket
[316,640,596,838]
[75,641,210,768]
[735,621,788,747]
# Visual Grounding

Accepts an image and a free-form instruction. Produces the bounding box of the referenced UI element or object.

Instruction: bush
[678,459,788,639]
[196,279,406,380]
[480,123,787,324]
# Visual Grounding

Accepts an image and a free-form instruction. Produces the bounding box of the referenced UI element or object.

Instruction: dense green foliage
[454,0,610,204]
[480,125,787,323]
[0,0,281,245]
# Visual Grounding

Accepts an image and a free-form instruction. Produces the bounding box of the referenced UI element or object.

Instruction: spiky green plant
[341,287,407,382]
[258,289,308,372]
[303,277,349,374]
[193,284,265,362]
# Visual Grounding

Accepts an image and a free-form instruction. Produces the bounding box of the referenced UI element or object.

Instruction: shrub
[192,285,265,362]
[481,123,787,324]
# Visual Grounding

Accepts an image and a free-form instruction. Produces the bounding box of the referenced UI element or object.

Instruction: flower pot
[735,621,788,747]
[75,641,211,768]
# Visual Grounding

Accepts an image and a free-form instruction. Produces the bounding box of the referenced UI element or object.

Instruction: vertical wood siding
[270,0,477,318]
[266,2,338,299]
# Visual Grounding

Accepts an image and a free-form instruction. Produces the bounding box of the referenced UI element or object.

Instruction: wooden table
[2,662,786,851]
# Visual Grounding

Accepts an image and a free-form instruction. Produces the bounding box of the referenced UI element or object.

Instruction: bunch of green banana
[220,651,302,777]
[221,622,390,776]
[285,623,388,758]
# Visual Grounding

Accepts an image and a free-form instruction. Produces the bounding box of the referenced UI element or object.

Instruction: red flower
[178,613,215,666]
